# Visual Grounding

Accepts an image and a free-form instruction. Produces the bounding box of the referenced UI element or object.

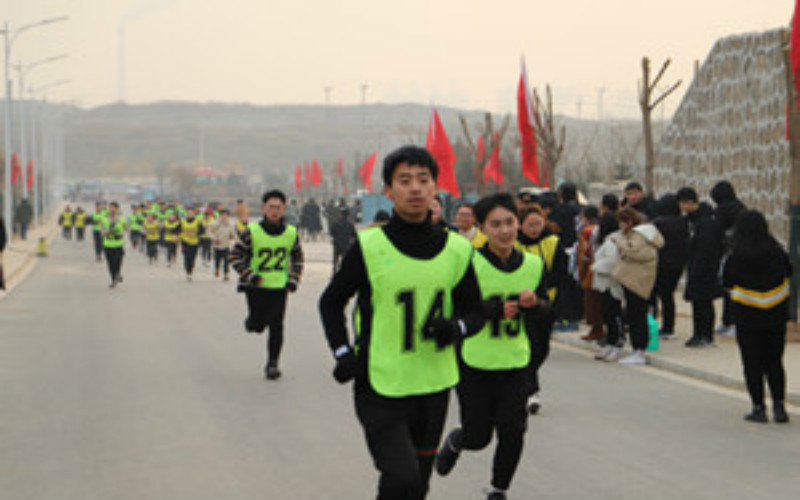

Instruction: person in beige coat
[611,207,664,365]
[207,209,238,280]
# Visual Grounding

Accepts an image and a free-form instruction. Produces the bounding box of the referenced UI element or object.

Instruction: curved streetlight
[16,53,68,202]
[1,15,68,237]
[27,80,69,226]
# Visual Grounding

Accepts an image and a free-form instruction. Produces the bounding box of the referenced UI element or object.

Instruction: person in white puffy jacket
[591,213,625,361]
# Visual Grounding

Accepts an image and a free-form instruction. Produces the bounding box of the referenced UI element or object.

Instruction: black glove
[333,350,358,384]
[424,318,461,349]
[286,282,297,293]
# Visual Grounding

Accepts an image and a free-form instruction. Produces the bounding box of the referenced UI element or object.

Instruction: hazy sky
[5,0,794,118]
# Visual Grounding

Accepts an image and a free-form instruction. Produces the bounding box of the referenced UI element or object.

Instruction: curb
[551,332,800,407]
[2,220,60,295]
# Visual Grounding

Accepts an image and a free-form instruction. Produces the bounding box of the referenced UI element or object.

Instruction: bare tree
[459,112,510,194]
[530,84,565,187]
[638,57,681,192]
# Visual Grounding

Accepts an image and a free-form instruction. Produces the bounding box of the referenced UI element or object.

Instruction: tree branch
[650,79,683,110]
[649,58,672,93]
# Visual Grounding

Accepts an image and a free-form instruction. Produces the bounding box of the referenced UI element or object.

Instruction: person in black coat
[329,206,356,274]
[300,198,323,241]
[711,180,746,335]
[548,182,580,248]
[14,198,33,240]
[652,193,689,338]
[677,187,724,347]
[0,214,7,289]
[722,210,791,423]
[548,182,583,329]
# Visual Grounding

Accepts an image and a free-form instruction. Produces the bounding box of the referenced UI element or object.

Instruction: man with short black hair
[231,190,303,379]
[677,187,723,347]
[319,145,485,500]
[101,201,127,288]
[548,182,582,331]
[624,181,656,220]
[600,193,619,215]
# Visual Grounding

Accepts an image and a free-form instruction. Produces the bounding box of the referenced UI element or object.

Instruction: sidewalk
[1,210,61,297]
[553,299,800,406]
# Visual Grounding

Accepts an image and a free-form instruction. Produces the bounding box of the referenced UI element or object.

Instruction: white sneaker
[603,347,622,362]
[714,324,733,335]
[619,350,647,365]
[594,346,613,360]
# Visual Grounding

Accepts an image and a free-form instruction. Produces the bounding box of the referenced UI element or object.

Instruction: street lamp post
[28,80,68,225]
[16,54,67,208]
[1,16,68,235]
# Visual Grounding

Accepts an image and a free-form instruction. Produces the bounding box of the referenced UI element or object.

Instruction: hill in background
[1,100,665,193]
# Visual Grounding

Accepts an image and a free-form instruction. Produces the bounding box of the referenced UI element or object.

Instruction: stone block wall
[654,28,790,243]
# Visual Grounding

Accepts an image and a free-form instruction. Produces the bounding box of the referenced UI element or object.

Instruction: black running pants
[354,389,449,500]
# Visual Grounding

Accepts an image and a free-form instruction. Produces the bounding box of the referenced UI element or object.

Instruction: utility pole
[324,85,332,119]
[360,83,368,128]
[596,87,606,120]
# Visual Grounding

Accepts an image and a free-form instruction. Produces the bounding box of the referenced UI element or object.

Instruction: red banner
[294,166,302,193]
[482,133,503,185]
[791,0,800,112]
[26,160,34,190]
[426,108,460,198]
[311,159,322,187]
[517,59,540,186]
[359,152,378,194]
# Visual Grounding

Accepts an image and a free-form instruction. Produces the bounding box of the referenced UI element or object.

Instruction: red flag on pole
[359,152,378,194]
[482,133,504,185]
[294,166,303,193]
[304,162,312,188]
[336,158,344,177]
[476,135,486,164]
[517,58,540,186]
[26,160,33,190]
[311,159,322,187]
[791,0,800,112]
[10,153,20,185]
[426,108,460,198]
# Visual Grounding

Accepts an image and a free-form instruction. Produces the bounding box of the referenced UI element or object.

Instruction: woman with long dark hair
[722,210,791,423]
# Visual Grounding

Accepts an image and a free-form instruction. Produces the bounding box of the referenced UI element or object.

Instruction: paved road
[1,238,799,500]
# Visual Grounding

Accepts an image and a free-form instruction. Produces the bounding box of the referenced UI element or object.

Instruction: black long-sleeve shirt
[319,213,486,390]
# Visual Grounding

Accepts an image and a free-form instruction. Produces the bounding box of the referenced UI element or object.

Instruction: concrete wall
[655,28,790,242]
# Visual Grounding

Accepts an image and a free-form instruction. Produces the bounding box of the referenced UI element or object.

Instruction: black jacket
[630,196,658,221]
[684,202,724,301]
[548,200,580,248]
[722,246,791,327]
[329,216,356,253]
[14,200,32,225]
[653,214,688,270]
